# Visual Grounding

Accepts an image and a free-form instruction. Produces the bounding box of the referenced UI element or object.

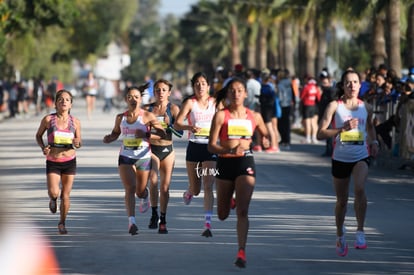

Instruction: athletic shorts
[216,154,255,181]
[260,106,276,123]
[186,141,217,162]
[302,105,318,119]
[151,144,173,161]
[118,155,151,171]
[331,157,371,178]
[46,158,76,175]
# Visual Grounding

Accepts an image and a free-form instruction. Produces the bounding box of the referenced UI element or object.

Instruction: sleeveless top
[87,78,97,96]
[332,99,369,162]
[47,113,75,149]
[147,102,182,139]
[219,108,256,141]
[119,110,151,159]
[187,97,216,144]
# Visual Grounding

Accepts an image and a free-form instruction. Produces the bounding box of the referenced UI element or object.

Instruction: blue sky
[159,0,199,17]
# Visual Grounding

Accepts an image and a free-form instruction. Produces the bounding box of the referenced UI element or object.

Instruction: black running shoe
[234,249,246,268]
[58,222,67,235]
[201,228,213,237]
[158,223,168,234]
[128,224,138,235]
[234,257,246,268]
[49,198,57,214]
[148,214,159,229]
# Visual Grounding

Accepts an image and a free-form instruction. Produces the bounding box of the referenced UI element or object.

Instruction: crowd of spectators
[212,63,414,161]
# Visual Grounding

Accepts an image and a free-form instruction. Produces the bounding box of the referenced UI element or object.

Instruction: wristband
[370,140,379,146]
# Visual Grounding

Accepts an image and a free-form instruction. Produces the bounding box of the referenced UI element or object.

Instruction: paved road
[0,98,413,275]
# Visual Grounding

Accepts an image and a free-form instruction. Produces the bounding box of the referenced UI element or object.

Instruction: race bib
[123,138,143,147]
[340,130,364,145]
[194,121,210,138]
[54,131,74,145]
[228,119,252,139]
[157,116,168,129]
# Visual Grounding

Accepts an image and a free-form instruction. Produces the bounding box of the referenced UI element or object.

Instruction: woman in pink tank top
[35,89,82,235]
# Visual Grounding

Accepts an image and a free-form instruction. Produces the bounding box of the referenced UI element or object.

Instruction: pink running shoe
[252,145,262,152]
[265,146,280,153]
[230,197,236,209]
[183,190,193,205]
[336,236,348,257]
[354,231,367,249]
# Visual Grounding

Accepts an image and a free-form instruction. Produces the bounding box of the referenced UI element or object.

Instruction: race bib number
[157,116,168,129]
[123,138,143,148]
[54,131,74,144]
[228,119,252,139]
[194,121,210,138]
[340,131,364,145]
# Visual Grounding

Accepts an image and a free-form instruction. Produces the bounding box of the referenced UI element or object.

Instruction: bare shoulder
[170,103,180,115]
[143,109,157,122]
[253,110,263,121]
[72,116,81,126]
[213,109,225,121]
[326,100,338,113]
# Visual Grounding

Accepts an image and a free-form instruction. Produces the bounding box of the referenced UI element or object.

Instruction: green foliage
[0,0,78,35]
[334,36,371,73]
[69,0,137,59]
[121,0,161,83]
[0,0,412,86]
[0,0,137,81]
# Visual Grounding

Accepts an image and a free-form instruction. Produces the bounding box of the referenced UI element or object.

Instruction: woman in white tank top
[103,85,166,235]
[317,69,379,257]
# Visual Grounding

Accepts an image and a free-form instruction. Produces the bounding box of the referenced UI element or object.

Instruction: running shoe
[139,188,150,213]
[234,249,246,268]
[49,198,57,214]
[183,190,193,205]
[201,223,213,237]
[265,146,280,153]
[230,197,236,209]
[354,231,367,249]
[128,223,138,235]
[58,222,67,235]
[148,213,159,229]
[336,236,348,257]
[201,228,213,237]
[158,223,168,234]
[252,145,262,152]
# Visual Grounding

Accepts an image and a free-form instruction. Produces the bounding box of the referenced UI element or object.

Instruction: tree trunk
[278,25,284,69]
[282,20,295,75]
[268,22,279,69]
[258,24,268,69]
[407,4,414,67]
[298,24,307,79]
[230,22,241,67]
[247,23,259,69]
[304,17,317,78]
[372,11,387,68]
[316,25,328,75]
[387,0,401,77]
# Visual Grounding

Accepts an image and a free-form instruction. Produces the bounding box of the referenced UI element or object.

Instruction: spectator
[277,69,293,150]
[245,69,261,111]
[300,76,321,144]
